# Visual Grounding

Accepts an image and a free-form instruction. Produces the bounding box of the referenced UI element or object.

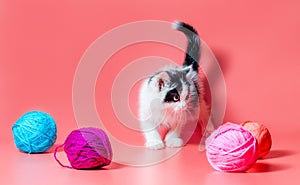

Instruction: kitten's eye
[164,88,180,103]
[173,94,180,102]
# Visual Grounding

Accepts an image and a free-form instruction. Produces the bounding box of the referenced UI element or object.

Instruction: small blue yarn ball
[12,111,57,153]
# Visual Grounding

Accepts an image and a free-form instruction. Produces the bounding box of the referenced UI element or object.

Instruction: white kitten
[139,21,211,149]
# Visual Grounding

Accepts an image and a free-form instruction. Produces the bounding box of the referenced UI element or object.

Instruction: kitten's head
[148,65,199,113]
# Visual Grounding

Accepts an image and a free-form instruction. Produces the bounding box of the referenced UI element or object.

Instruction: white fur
[139,66,202,149]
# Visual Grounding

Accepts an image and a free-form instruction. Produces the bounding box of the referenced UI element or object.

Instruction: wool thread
[12,111,57,153]
[54,127,112,169]
[206,122,258,172]
[241,121,272,158]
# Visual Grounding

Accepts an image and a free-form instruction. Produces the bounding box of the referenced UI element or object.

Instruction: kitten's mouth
[174,105,187,112]
[174,107,187,112]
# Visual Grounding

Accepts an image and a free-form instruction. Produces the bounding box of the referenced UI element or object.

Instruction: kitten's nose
[181,101,186,107]
[181,101,187,110]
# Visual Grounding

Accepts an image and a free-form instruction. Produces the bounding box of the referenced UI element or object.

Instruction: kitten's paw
[145,140,165,150]
[165,138,184,148]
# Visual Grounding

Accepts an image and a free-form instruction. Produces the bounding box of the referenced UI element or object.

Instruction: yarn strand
[54,144,73,169]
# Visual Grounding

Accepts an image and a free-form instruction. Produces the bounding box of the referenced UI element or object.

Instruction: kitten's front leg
[143,129,165,150]
[165,124,184,148]
[141,120,164,149]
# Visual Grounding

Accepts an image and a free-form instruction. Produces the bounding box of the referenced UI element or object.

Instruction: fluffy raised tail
[172,21,200,72]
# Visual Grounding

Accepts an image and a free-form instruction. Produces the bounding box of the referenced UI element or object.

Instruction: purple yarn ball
[63,127,112,169]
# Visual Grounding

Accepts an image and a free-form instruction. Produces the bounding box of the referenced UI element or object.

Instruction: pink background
[1,0,300,184]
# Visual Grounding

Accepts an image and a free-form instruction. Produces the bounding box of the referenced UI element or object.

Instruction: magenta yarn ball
[206,122,258,172]
[59,127,112,169]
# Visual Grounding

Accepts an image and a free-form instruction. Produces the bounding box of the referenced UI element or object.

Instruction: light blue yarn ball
[12,111,57,153]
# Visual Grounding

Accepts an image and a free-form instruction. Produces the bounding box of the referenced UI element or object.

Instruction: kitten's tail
[172,21,200,72]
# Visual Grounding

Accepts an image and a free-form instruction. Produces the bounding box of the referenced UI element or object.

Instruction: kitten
[139,21,210,149]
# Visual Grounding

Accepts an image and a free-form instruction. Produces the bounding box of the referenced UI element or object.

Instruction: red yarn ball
[206,123,258,172]
[241,121,272,158]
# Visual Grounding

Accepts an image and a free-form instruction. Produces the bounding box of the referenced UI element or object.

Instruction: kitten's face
[149,66,198,113]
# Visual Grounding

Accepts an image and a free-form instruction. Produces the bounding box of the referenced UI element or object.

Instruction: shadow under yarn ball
[12,111,57,153]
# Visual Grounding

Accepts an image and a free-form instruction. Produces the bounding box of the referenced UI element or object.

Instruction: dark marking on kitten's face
[165,71,186,93]
[186,86,190,100]
[158,79,164,91]
[164,88,180,103]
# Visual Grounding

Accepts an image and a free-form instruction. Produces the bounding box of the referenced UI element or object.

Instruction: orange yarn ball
[241,121,272,158]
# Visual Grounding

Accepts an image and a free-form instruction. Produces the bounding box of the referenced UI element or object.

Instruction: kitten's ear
[182,66,194,79]
[158,78,164,91]
[149,72,170,92]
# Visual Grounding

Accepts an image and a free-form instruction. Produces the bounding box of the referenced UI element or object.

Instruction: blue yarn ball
[12,111,57,153]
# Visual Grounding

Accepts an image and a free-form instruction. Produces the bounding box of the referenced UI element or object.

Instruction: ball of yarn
[241,121,272,158]
[54,127,112,169]
[12,111,57,153]
[206,122,258,172]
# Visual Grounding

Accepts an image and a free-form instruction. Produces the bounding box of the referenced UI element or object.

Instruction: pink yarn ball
[206,122,258,172]
[54,127,113,169]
